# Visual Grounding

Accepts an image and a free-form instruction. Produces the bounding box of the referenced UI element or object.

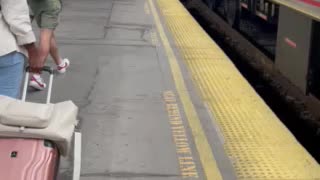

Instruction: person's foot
[57,58,70,74]
[29,74,46,90]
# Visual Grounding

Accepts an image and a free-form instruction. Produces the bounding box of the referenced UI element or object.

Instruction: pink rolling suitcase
[0,67,60,180]
[0,138,59,180]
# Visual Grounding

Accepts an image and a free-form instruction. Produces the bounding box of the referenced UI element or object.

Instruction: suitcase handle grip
[21,66,54,104]
[25,66,54,74]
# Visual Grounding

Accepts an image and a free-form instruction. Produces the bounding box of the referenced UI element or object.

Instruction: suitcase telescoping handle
[21,66,54,104]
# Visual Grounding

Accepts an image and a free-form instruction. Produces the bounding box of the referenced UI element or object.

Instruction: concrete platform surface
[27,0,236,179]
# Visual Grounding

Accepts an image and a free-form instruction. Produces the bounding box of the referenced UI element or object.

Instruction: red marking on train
[240,2,248,9]
[299,0,320,7]
[285,38,297,48]
[257,12,268,20]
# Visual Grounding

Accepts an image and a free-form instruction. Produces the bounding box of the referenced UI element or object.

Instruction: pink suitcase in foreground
[0,138,59,180]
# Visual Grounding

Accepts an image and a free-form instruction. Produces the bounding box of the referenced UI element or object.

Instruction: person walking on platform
[0,0,41,98]
[28,0,70,90]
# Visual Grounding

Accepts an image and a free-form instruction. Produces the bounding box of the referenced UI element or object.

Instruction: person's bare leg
[29,29,53,90]
[50,32,70,73]
[38,29,54,66]
[49,33,62,65]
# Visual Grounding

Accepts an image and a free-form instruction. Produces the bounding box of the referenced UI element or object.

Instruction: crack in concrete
[81,171,180,178]
[109,22,153,29]
[77,67,100,129]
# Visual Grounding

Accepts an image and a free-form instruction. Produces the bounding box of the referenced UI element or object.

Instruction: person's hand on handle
[24,43,42,73]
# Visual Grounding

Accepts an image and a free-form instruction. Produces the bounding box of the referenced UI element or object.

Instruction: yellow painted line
[150,29,159,46]
[144,1,150,15]
[164,91,200,178]
[148,0,223,179]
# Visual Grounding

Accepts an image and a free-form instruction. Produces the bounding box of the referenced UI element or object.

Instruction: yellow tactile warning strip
[155,0,320,179]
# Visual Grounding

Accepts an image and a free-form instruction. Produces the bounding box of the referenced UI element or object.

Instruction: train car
[202,0,320,99]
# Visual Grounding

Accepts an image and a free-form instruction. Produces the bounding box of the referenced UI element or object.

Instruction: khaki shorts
[28,0,62,30]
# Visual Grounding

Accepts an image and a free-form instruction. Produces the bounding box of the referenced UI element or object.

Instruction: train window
[308,21,320,97]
